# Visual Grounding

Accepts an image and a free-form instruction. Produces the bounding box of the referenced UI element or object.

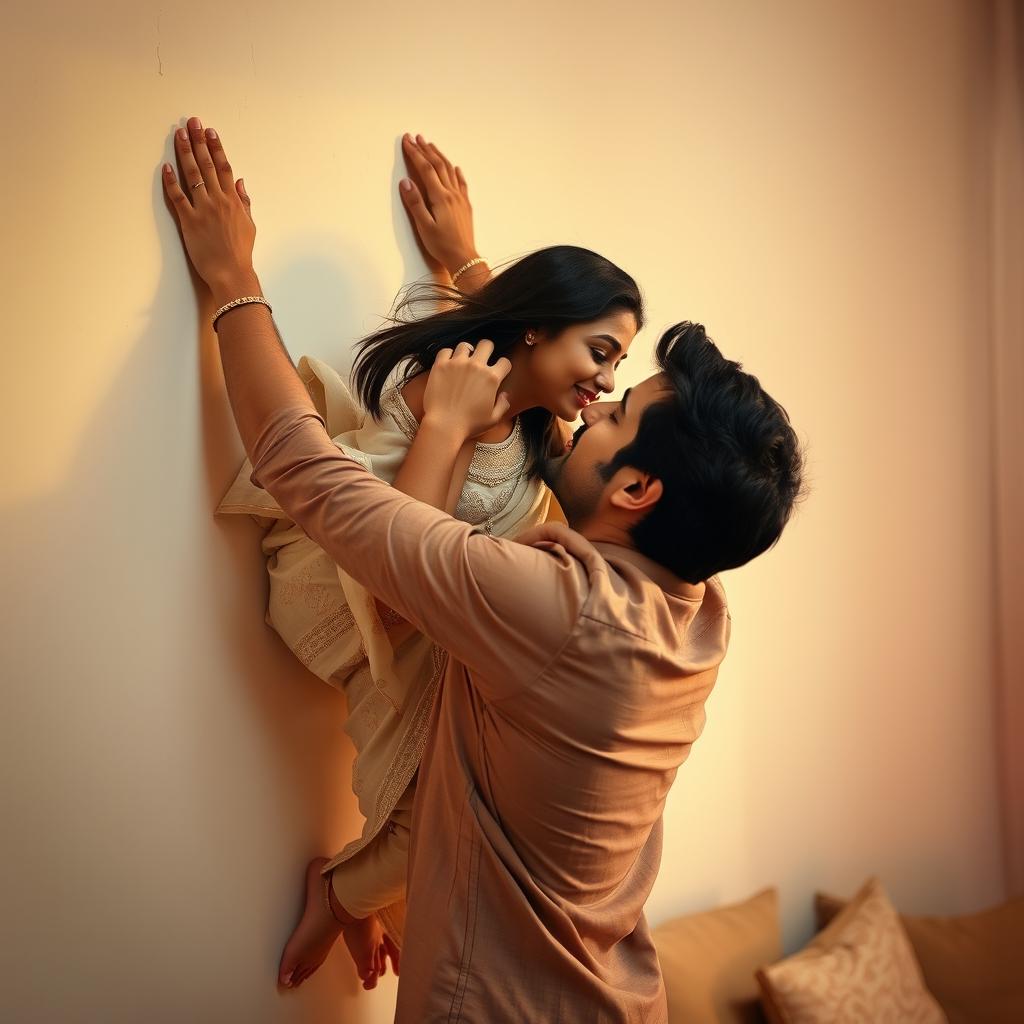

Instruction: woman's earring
[526,334,536,346]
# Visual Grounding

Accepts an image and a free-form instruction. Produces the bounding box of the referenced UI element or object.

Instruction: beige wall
[0,0,1005,1020]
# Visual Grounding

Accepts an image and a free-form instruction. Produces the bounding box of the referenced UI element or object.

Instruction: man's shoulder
[508,521,608,570]
[489,523,729,650]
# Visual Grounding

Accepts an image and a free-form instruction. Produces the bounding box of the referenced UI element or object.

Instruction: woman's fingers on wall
[204,130,237,193]
[403,135,446,202]
[235,179,254,222]
[163,166,192,217]
[401,135,431,197]
[400,178,436,229]
[425,141,455,188]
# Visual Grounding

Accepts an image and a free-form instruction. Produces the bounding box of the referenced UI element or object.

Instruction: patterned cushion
[755,877,947,1023]
[815,888,1024,1023]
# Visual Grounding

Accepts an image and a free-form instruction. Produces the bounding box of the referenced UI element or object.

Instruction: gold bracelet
[212,295,273,332]
[450,257,486,286]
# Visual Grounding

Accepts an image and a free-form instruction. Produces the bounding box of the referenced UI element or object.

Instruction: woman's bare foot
[340,908,385,991]
[278,857,383,990]
[382,932,401,976]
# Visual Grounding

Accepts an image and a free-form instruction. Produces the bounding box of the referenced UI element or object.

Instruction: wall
[0,1,1004,1020]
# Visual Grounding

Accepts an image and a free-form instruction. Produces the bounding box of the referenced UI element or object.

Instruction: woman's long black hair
[351,245,644,477]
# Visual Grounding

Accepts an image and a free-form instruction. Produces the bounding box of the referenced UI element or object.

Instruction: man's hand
[422,340,512,441]
[399,134,479,278]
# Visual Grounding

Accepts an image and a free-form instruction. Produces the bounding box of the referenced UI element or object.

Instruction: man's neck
[573,519,697,595]
[574,520,637,548]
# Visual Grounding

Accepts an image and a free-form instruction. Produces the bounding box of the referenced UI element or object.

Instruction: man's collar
[591,540,706,602]
[513,523,708,602]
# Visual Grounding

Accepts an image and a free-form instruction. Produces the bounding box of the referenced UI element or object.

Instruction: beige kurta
[215,356,550,942]
[244,400,732,1024]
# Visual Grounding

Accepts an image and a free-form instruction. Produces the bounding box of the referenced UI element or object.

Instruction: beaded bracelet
[212,295,273,332]
[450,257,487,286]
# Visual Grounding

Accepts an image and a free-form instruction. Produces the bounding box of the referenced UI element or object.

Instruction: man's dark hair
[600,322,809,584]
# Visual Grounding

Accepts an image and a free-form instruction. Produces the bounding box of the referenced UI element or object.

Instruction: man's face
[541,372,672,528]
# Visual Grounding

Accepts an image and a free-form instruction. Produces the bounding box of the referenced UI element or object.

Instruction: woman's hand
[162,116,257,297]
[399,134,479,277]
[422,340,512,441]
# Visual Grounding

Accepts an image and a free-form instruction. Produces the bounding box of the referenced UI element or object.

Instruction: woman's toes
[383,933,401,975]
[276,856,347,990]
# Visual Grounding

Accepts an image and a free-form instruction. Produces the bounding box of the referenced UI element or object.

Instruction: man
[163,116,806,1021]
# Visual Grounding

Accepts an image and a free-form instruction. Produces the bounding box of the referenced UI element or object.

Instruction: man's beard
[540,423,607,528]
[540,420,587,491]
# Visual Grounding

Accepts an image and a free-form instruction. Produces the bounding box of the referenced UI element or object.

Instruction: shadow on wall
[2,150,437,1017]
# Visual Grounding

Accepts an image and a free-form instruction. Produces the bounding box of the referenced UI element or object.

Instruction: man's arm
[247,408,584,700]
[377,417,474,622]
[211,279,582,695]
[165,121,573,691]
[210,266,476,522]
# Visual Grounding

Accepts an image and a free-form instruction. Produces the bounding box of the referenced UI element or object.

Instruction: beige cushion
[816,888,1024,1024]
[651,887,781,1024]
[755,877,946,1023]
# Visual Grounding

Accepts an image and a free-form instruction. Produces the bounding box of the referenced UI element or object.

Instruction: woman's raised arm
[385,134,498,527]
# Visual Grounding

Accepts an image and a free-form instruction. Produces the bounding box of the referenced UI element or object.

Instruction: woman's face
[525,308,638,421]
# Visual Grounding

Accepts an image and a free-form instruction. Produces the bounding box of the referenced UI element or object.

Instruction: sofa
[650,878,1024,1023]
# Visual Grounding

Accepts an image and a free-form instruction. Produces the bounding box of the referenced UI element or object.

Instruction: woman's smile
[573,385,598,409]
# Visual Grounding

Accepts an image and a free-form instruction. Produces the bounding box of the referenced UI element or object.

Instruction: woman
[213,134,642,990]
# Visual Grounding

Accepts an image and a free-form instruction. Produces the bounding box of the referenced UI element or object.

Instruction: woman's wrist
[418,413,473,449]
[445,252,481,278]
[449,259,490,294]
[211,267,263,309]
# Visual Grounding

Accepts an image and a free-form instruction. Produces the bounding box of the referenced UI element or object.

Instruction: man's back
[246,406,731,1021]
[395,527,730,1023]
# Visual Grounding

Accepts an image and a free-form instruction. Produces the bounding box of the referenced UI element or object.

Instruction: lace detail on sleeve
[379,385,420,442]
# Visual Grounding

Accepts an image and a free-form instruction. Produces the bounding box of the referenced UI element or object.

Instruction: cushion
[651,886,781,1024]
[755,877,946,1023]
[815,887,1024,1024]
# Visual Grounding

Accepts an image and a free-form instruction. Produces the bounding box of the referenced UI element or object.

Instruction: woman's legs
[328,784,413,917]
[277,855,381,990]
[277,779,416,990]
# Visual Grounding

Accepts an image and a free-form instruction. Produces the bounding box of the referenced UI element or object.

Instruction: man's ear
[608,471,663,517]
